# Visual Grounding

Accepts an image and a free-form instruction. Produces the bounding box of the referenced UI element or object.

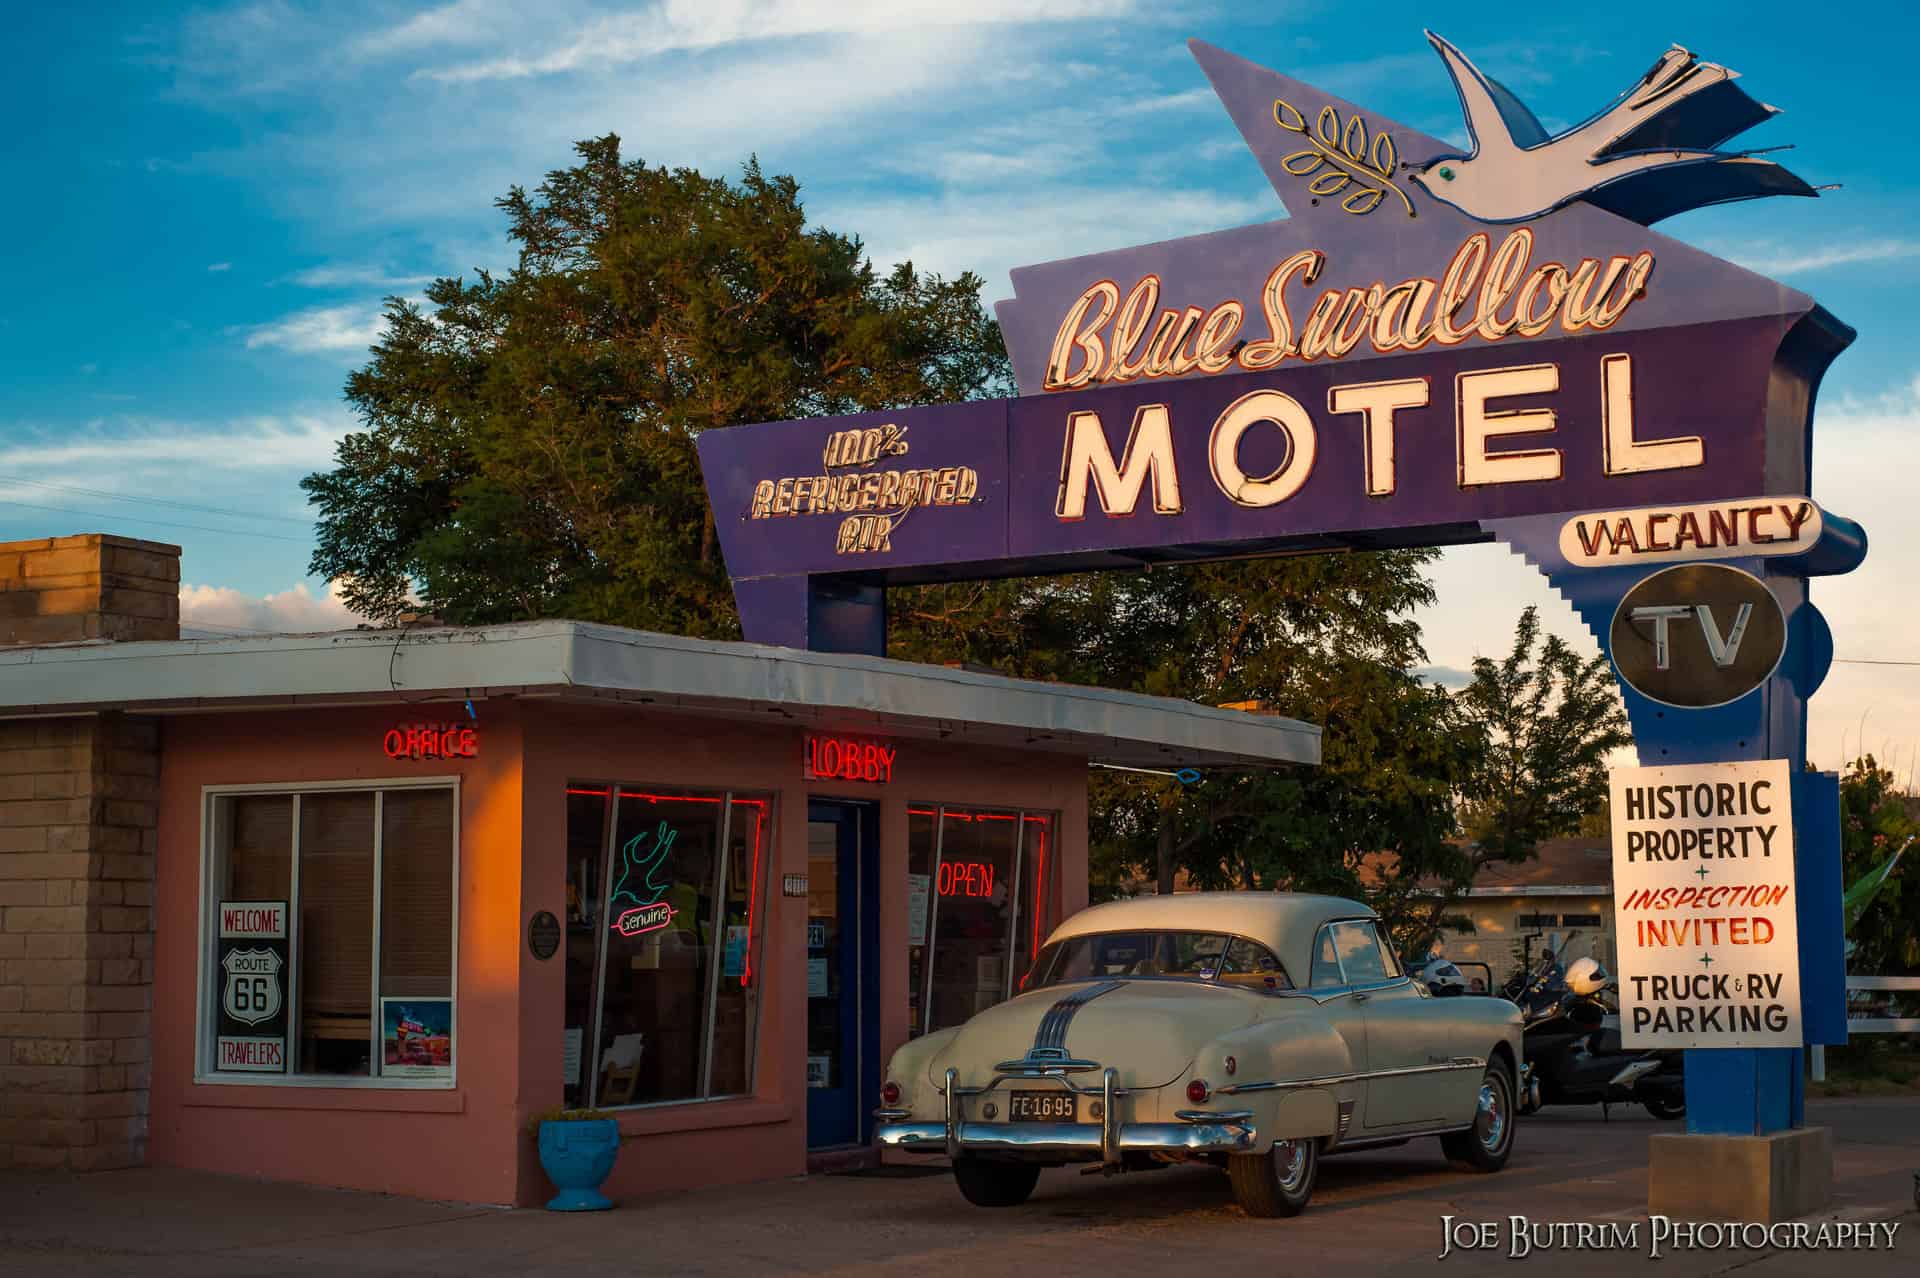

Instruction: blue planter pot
[537,1119,620,1211]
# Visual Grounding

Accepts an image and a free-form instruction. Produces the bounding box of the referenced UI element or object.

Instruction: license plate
[1008,1091,1076,1122]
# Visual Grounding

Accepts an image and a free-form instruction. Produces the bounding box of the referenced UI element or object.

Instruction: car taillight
[1186,1078,1210,1103]
[880,1081,902,1106]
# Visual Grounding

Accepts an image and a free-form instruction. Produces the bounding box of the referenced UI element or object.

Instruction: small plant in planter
[529,1107,620,1211]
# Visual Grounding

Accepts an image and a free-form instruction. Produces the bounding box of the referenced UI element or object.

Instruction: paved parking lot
[2,1099,1915,1277]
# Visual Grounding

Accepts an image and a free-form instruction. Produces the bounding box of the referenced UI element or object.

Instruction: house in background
[1426,839,1617,988]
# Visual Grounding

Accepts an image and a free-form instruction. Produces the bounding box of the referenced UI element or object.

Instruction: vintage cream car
[876,893,1522,1216]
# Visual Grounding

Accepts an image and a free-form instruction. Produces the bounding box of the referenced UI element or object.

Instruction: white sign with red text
[1609,760,1801,1049]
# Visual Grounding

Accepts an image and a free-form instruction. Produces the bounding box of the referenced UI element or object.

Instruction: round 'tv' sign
[1609,565,1787,709]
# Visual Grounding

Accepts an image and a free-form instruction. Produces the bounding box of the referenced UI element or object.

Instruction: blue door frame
[805,800,881,1149]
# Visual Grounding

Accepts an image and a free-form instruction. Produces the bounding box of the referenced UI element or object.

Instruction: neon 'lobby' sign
[804,734,896,784]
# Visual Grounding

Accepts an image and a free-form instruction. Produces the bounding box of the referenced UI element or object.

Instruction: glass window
[202,786,457,1085]
[1309,927,1344,988]
[1030,932,1238,987]
[907,807,1057,1035]
[1220,937,1292,990]
[561,788,611,1107]
[1330,921,1391,984]
[562,787,771,1109]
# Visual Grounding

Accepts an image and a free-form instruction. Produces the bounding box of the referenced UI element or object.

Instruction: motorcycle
[1514,955,1685,1120]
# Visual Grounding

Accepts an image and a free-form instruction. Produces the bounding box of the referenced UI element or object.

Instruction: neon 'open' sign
[938,860,995,898]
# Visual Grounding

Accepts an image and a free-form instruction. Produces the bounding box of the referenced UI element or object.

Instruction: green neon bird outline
[610,821,678,910]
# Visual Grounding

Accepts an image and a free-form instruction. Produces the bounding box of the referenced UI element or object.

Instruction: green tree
[304,135,1011,631]
[973,553,1485,954]
[1838,755,1919,973]
[1438,606,1633,946]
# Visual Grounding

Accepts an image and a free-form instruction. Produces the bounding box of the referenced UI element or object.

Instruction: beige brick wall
[0,714,160,1170]
[0,533,180,646]
[0,532,173,1170]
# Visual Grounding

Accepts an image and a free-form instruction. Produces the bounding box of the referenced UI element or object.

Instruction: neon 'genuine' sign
[609,820,679,936]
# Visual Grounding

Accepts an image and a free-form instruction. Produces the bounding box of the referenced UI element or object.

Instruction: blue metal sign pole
[1490,511,1859,1207]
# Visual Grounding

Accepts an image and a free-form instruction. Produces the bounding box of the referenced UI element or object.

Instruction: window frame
[193,776,462,1091]
[1028,930,1295,992]
[566,784,776,1113]
[1312,918,1410,995]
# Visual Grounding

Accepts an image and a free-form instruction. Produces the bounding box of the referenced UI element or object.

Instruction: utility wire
[0,498,308,543]
[0,473,312,525]
[1832,658,1920,667]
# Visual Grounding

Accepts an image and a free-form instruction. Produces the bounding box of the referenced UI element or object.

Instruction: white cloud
[405,0,1142,83]
[207,261,233,272]
[0,413,349,473]
[180,579,369,635]
[1714,237,1920,276]
[235,301,403,354]
[285,264,436,289]
[825,186,1271,300]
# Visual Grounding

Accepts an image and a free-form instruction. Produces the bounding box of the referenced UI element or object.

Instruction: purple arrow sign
[696,35,1852,651]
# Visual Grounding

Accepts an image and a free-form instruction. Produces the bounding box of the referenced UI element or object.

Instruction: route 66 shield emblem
[221,947,284,1026]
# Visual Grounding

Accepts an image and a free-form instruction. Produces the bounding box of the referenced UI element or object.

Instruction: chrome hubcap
[1476,1078,1507,1152]
[1273,1139,1309,1192]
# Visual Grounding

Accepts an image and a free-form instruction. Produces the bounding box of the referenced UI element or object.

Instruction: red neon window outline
[566,787,611,797]
[1030,824,1049,960]
[742,801,765,987]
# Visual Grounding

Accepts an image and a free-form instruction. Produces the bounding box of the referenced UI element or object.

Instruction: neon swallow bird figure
[1408,32,1820,225]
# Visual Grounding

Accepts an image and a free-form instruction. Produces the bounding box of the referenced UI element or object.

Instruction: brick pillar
[0,533,180,645]
[0,533,173,1170]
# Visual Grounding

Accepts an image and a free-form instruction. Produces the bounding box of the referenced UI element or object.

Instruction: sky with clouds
[2,0,1915,774]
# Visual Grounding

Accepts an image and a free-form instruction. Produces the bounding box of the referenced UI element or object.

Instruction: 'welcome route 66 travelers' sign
[215,900,289,1073]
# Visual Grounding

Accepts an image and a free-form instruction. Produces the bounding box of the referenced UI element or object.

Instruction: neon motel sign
[694,23,1867,1165]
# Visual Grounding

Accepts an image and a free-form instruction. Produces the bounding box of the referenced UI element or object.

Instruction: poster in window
[215,900,289,1073]
[380,998,453,1079]
[907,874,930,946]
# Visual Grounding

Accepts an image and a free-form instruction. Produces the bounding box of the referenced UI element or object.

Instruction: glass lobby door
[805,801,877,1149]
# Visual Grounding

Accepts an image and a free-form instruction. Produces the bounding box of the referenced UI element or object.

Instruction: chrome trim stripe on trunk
[1033,980,1126,1053]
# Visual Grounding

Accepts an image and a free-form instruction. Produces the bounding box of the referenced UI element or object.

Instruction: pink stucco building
[0,536,1317,1203]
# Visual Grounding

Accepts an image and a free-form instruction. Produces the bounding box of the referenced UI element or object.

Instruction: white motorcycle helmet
[1420,959,1466,994]
[1565,955,1608,996]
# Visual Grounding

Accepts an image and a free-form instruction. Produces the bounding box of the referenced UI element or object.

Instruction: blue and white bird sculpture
[1408,32,1819,225]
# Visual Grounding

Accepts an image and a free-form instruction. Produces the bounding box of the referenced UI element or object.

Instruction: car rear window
[1027,931,1291,990]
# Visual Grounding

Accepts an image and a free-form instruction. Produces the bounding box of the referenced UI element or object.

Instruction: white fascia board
[0,620,1321,769]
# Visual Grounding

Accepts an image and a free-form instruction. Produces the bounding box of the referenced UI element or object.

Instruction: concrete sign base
[1649,1127,1833,1222]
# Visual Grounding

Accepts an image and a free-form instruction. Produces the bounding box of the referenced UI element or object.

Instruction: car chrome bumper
[877,1066,1255,1165]
[876,1118,1257,1160]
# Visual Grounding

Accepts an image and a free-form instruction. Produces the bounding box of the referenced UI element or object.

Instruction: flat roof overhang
[0,620,1319,772]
